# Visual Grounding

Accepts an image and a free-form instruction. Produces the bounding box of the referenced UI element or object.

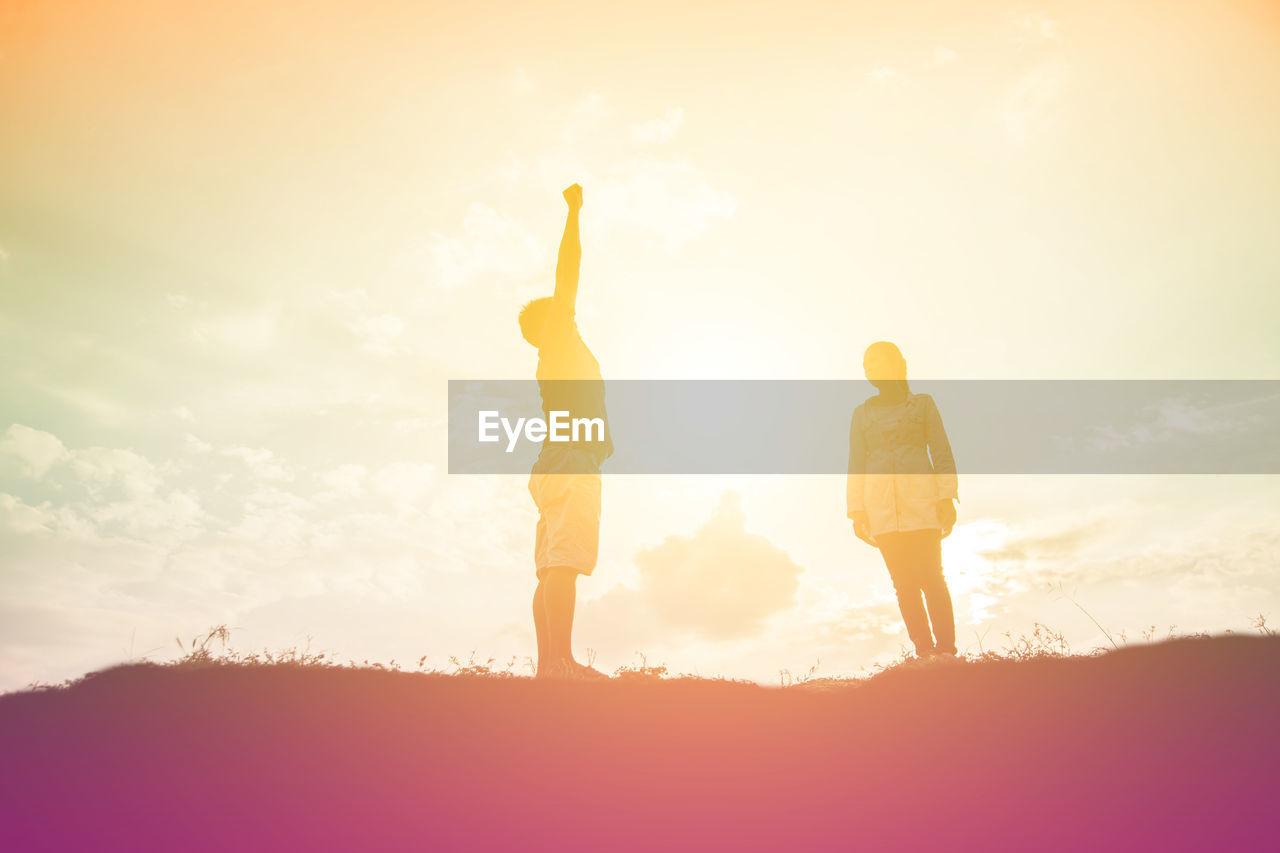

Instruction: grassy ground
[2,630,1278,851]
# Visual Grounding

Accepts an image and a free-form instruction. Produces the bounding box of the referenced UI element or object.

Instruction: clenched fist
[563,183,583,211]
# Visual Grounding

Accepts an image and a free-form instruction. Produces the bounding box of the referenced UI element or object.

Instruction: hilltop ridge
[2,635,1278,851]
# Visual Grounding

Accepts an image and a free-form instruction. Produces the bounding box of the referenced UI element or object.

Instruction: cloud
[591,492,804,641]
[1080,392,1275,453]
[979,520,1112,564]
[0,493,55,535]
[316,463,367,501]
[591,154,738,250]
[0,421,536,690]
[433,102,733,276]
[803,601,908,649]
[69,447,163,500]
[0,424,68,478]
[425,203,547,290]
[221,446,292,482]
[963,502,1280,619]
[631,107,685,144]
[0,425,207,546]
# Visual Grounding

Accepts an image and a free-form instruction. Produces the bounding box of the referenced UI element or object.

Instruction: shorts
[528,446,602,579]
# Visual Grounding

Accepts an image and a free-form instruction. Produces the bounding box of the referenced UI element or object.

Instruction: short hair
[518,297,553,347]
[864,340,909,385]
[864,340,906,366]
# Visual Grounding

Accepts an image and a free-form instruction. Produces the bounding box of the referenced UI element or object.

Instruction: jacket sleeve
[846,406,867,518]
[922,394,958,500]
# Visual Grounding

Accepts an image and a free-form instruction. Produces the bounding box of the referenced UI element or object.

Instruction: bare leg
[542,566,578,667]
[532,575,550,673]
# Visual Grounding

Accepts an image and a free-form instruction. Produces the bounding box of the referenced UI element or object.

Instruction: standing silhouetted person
[847,341,959,659]
[520,183,613,680]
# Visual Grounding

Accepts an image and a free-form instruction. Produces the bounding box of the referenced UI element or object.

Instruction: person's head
[518,297,553,348]
[863,341,909,390]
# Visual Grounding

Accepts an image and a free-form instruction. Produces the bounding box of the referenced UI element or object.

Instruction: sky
[2,0,1279,691]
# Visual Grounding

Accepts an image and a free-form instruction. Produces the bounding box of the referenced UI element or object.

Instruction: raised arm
[552,183,584,318]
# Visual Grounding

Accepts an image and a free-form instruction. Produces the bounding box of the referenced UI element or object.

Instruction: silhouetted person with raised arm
[847,341,959,660]
[520,183,613,680]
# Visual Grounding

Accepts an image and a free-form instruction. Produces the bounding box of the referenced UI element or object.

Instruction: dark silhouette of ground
[2,636,1277,851]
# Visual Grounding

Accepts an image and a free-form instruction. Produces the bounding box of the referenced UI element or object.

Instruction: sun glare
[651,335,772,379]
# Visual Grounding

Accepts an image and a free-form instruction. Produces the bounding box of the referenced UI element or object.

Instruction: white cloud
[1080,393,1273,453]
[0,492,55,534]
[0,418,536,692]
[631,107,685,144]
[229,484,313,548]
[0,424,68,478]
[591,154,739,250]
[588,492,804,641]
[316,463,367,501]
[69,447,162,499]
[425,203,547,290]
[0,430,209,547]
[221,446,292,482]
[87,487,205,540]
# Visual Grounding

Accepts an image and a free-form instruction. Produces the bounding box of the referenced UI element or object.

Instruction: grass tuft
[19,612,1275,695]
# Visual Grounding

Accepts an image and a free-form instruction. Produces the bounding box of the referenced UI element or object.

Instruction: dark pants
[877,529,957,657]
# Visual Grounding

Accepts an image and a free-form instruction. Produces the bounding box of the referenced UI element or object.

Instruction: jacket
[846,392,958,539]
